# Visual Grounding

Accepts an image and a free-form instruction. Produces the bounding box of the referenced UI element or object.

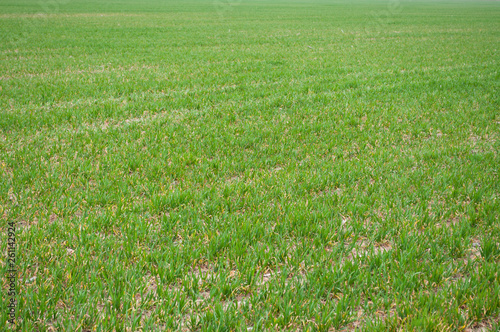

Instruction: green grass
[1,0,499,330]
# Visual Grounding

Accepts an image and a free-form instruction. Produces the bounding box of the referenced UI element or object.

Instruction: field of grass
[1,0,499,330]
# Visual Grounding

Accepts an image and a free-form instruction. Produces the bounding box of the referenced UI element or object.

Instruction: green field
[1,0,499,330]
